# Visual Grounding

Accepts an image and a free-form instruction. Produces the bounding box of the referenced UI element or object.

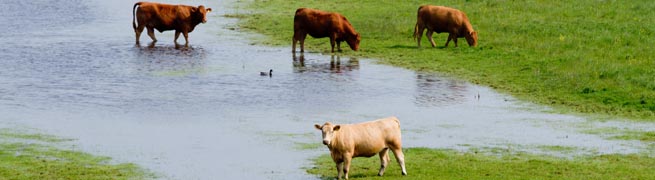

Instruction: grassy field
[307,147,655,179]
[235,0,655,120]
[0,129,152,179]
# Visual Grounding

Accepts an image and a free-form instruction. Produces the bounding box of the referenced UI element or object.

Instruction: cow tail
[413,6,423,42]
[132,2,141,30]
[413,21,419,41]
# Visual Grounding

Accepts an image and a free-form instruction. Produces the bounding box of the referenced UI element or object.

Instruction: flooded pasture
[1,0,654,179]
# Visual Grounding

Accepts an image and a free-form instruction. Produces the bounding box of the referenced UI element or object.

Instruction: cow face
[347,33,361,51]
[466,31,478,47]
[315,122,341,146]
[194,5,212,24]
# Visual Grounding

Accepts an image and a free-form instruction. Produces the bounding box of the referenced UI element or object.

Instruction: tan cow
[132,2,212,47]
[413,5,478,47]
[293,8,361,53]
[314,117,407,179]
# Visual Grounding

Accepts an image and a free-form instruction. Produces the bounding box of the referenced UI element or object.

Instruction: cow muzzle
[322,140,329,145]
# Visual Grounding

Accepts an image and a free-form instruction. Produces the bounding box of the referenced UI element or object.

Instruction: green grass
[307,147,655,179]
[0,129,153,179]
[234,0,655,120]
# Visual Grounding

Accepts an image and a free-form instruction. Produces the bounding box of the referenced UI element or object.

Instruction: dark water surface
[1,0,653,179]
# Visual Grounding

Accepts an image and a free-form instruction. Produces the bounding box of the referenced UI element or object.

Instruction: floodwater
[1,0,653,179]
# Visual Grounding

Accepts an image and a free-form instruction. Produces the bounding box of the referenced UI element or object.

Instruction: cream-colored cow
[314,116,407,179]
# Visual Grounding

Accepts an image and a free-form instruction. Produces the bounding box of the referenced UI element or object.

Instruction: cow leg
[427,30,437,47]
[343,155,352,179]
[416,26,425,48]
[174,31,181,44]
[183,31,190,47]
[292,31,302,52]
[391,148,407,176]
[446,33,456,47]
[299,33,307,53]
[330,34,337,53]
[336,162,344,180]
[146,27,157,43]
[135,24,145,44]
[292,36,296,52]
[336,41,342,52]
[378,148,390,176]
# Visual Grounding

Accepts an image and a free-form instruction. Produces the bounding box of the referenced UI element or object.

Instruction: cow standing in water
[414,5,478,47]
[293,8,361,53]
[132,2,212,47]
[315,117,407,180]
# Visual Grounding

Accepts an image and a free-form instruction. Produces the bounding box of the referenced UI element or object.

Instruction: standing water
[1,0,653,179]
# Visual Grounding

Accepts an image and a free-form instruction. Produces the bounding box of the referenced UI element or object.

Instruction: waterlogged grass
[235,0,655,120]
[582,127,655,142]
[294,142,323,150]
[0,128,73,143]
[611,131,655,142]
[307,148,655,179]
[0,130,152,179]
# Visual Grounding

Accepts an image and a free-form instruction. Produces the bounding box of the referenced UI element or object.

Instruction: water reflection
[134,45,207,74]
[414,73,468,107]
[292,53,359,73]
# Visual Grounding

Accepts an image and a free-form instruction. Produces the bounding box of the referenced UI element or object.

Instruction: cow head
[314,122,341,146]
[193,5,212,24]
[347,33,361,51]
[466,31,478,47]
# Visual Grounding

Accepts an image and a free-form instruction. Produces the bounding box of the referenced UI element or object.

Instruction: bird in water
[260,69,273,77]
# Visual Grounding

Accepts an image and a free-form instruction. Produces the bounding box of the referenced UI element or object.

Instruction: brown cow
[293,8,361,53]
[132,2,212,47]
[314,117,407,180]
[413,5,478,47]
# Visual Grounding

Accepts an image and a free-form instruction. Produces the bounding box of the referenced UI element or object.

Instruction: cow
[314,117,407,180]
[132,2,212,47]
[413,5,478,48]
[293,8,361,53]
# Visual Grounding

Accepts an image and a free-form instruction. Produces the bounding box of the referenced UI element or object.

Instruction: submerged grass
[0,129,152,179]
[235,0,655,120]
[307,147,655,179]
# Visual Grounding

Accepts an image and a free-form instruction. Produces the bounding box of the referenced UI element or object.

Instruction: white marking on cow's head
[315,122,340,147]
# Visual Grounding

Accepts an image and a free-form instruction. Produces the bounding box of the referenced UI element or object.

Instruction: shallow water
[1,0,653,179]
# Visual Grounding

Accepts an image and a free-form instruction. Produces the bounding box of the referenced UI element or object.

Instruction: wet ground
[1,0,654,179]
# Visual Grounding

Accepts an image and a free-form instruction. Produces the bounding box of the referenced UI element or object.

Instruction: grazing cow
[314,117,407,180]
[293,8,361,53]
[132,2,212,46]
[413,5,478,47]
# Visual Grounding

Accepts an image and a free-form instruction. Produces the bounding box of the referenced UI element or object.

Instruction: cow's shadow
[388,44,416,49]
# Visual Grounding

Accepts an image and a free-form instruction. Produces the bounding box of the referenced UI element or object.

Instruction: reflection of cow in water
[292,53,359,73]
[415,73,468,107]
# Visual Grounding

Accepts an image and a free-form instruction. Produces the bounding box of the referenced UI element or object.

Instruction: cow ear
[207,8,212,12]
[314,124,322,130]
[191,7,198,12]
[333,125,341,131]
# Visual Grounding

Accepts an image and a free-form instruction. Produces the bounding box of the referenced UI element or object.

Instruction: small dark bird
[260,69,273,77]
